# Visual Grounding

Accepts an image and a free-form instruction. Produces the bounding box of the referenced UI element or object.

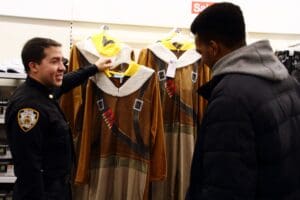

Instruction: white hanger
[100,24,110,32]
[164,27,194,44]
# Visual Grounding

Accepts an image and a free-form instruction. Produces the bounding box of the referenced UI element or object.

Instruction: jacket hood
[212,40,289,81]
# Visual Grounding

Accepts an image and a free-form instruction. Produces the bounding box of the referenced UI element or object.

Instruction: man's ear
[28,61,38,73]
[208,40,219,57]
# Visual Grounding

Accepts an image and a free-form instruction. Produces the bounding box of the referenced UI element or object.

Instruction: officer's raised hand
[94,58,113,72]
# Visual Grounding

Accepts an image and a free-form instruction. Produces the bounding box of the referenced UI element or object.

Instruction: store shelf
[0,176,16,183]
[0,74,24,186]
[0,148,12,159]
[0,73,25,86]
[0,73,26,79]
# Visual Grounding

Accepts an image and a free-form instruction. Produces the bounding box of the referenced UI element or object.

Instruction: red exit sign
[192,1,214,14]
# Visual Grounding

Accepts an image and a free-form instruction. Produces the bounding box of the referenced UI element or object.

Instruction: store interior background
[1,0,300,65]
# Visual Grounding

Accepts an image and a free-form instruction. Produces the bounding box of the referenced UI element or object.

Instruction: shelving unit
[0,73,26,87]
[0,176,16,183]
[0,72,25,194]
[0,73,26,79]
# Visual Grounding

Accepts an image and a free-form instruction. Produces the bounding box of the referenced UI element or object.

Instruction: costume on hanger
[61,31,134,138]
[138,38,211,200]
[60,32,166,200]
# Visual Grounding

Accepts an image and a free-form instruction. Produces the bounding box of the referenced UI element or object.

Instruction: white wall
[0,16,70,62]
[1,0,299,34]
[1,15,300,64]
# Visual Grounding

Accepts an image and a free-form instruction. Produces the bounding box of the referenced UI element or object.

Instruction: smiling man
[5,37,112,200]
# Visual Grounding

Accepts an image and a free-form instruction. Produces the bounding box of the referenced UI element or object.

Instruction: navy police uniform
[5,65,98,200]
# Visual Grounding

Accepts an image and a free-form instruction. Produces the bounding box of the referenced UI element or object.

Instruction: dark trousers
[13,176,72,200]
[44,176,72,200]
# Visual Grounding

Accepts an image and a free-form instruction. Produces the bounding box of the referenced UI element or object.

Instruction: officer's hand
[94,58,113,72]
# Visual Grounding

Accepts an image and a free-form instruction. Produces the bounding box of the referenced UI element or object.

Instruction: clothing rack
[275,50,300,82]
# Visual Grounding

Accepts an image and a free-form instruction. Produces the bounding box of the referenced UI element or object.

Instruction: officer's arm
[56,65,98,97]
[6,107,46,200]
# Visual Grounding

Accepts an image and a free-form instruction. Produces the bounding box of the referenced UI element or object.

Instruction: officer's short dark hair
[191,2,245,48]
[21,37,62,73]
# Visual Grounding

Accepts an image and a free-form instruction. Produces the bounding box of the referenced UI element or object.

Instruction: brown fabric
[61,44,166,200]
[198,62,211,123]
[60,46,90,138]
[74,72,166,199]
[138,48,211,200]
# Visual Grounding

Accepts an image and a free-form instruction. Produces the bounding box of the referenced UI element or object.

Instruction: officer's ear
[28,61,39,73]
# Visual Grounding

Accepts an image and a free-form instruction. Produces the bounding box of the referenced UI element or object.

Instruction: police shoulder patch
[17,108,39,133]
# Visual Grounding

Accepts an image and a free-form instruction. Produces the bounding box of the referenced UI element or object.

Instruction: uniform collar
[26,77,56,100]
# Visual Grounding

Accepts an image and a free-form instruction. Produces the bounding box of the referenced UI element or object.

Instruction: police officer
[5,37,112,200]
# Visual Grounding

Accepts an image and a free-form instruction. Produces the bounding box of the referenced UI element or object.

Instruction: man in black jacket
[5,37,112,200]
[187,2,300,200]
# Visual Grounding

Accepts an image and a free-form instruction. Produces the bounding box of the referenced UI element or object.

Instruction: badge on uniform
[17,108,39,132]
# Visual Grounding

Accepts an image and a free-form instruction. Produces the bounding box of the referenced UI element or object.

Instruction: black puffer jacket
[187,40,300,200]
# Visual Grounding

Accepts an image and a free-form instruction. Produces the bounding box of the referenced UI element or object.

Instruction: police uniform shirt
[5,65,98,200]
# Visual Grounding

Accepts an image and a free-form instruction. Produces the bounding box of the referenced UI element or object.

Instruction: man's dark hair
[21,37,61,73]
[191,2,245,48]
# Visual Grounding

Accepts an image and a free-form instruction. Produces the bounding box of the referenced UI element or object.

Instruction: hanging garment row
[275,50,300,82]
[60,26,212,200]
